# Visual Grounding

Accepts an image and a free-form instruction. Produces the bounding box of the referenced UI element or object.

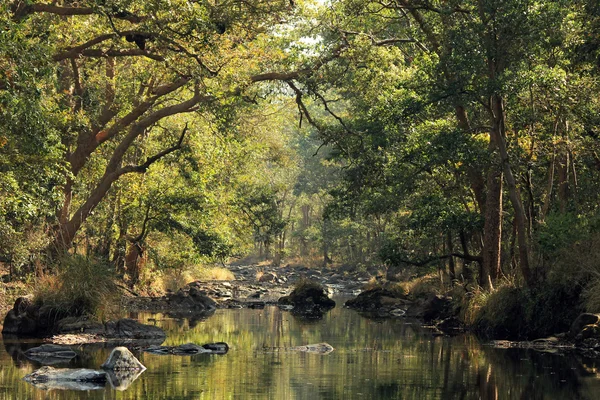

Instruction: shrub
[35,255,120,321]
[471,285,529,339]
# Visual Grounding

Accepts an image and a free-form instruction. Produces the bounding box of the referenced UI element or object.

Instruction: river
[1,302,600,399]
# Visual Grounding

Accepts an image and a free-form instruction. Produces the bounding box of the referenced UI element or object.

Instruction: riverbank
[3,261,599,358]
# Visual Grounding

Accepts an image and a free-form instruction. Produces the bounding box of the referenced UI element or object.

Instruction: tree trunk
[447,231,456,281]
[557,142,569,213]
[481,146,502,290]
[491,95,534,287]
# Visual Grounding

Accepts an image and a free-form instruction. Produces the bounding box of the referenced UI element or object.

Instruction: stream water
[1,302,600,399]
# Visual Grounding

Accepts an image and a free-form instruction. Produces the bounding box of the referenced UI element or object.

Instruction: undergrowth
[34,255,121,321]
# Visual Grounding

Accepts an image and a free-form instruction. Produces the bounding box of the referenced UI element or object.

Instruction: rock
[145,342,228,355]
[23,356,145,392]
[278,281,335,317]
[2,296,41,335]
[259,272,277,283]
[170,288,217,311]
[345,288,408,313]
[289,343,334,355]
[406,294,453,322]
[145,343,205,355]
[577,324,600,341]
[201,342,229,354]
[100,347,145,370]
[247,301,265,309]
[23,366,108,391]
[23,344,77,365]
[569,313,600,338]
[104,319,166,340]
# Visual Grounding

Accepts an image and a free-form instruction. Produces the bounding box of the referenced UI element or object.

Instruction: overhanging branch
[117,123,188,176]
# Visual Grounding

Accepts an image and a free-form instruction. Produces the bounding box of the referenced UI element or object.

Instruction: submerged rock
[145,342,229,355]
[23,344,77,365]
[289,343,334,355]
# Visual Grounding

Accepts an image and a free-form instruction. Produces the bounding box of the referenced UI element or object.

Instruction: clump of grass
[34,255,121,321]
[160,264,235,292]
[255,268,264,282]
[399,273,442,299]
[202,266,235,280]
[469,283,528,339]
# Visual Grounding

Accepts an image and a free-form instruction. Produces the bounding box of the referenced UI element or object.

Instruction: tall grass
[34,255,121,321]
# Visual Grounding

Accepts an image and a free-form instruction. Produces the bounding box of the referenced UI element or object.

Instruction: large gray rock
[24,344,77,365]
[100,347,145,370]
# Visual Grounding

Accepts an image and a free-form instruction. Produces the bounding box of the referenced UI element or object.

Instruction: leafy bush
[35,255,120,321]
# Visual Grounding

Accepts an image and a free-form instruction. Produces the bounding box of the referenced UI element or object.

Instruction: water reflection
[1,304,600,399]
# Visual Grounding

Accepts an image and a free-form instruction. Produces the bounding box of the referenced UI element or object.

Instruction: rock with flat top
[23,366,107,391]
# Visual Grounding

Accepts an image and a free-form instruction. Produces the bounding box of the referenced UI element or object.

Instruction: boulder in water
[100,347,146,370]
[278,280,335,317]
[23,366,107,391]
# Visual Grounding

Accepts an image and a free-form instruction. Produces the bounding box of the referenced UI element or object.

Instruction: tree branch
[117,124,188,176]
[18,3,145,23]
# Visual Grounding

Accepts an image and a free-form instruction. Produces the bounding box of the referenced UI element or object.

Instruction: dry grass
[202,266,235,280]
[255,269,264,281]
[398,273,444,299]
[34,255,122,321]
[159,264,235,293]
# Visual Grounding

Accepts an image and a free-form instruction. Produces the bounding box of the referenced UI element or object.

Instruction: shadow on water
[1,302,600,399]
